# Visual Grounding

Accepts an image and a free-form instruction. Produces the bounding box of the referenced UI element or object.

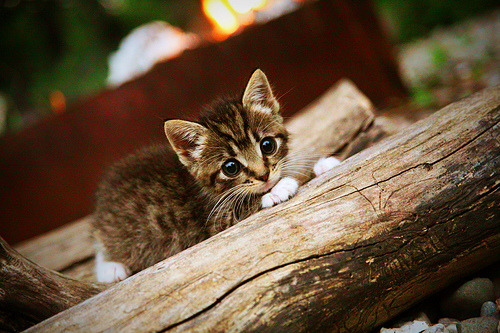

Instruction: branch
[0,237,105,332]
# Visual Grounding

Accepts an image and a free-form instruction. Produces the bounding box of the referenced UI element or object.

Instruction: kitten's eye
[260,137,277,155]
[221,159,241,177]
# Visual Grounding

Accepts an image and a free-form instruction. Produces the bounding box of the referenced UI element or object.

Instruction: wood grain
[0,237,105,332]
[15,216,93,273]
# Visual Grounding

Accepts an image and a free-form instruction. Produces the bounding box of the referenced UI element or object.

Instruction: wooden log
[14,216,93,273]
[0,237,105,332]
[26,87,499,332]
[13,79,380,281]
[1,79,380,330]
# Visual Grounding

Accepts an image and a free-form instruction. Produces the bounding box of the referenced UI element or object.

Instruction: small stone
[380,320,429,333]
[444,323,458,333]
[438,318,459,324]
[414,312,432,325]
[481,301,499,318]
[456,317,499,333]
[440,278,496,320]
[423,323,446,333]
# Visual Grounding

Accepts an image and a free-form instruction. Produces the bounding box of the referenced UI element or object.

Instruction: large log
[13,79,378,281]
[26,87,499,331]
[2,79,381,330]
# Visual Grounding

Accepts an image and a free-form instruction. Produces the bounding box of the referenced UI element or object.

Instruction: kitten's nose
[256,171,270,182]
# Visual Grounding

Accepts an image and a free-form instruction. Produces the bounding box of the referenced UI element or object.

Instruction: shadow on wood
[0,237,105,332]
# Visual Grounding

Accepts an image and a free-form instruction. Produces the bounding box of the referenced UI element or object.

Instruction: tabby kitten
[92,70,339,283]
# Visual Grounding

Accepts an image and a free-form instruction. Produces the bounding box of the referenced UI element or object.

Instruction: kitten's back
[92,144,211,272]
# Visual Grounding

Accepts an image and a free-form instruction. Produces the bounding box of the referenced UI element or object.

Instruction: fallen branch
[26,87,499,332]
[0,237,105,332]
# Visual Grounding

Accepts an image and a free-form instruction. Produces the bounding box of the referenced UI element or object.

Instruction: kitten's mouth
[261,182,274,192]
[259,176,279,193]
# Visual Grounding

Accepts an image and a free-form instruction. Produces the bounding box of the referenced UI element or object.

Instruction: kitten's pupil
[222,159,241,177]
[260,137,277,155]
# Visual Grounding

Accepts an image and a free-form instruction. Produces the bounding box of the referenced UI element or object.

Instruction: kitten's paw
[95,251,131,283]
[261,177,298,208]
[261,192,280,208]
[314,157,341,177]
[96,260,131,283]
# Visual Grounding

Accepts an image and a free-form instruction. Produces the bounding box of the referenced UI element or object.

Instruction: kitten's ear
[164,120,207,166]
[242,69,279,113]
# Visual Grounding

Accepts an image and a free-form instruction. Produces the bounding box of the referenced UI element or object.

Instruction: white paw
[95,251,131,283]
[314,157,340,177]
[261,177,299,208]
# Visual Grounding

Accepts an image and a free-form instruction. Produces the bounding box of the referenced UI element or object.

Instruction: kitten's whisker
[210,184,252,230]
[285,172,311,179]
[207,184,246,225]
[281,161,316,167]
[233,187,255,222]
[285,152,325,161]
[214,186,251,231]
[277,86,295,101]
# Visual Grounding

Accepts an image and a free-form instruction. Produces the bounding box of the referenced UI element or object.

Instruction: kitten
[92,70,339,283]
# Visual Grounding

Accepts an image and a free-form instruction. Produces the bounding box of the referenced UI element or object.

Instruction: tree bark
[24,86,499,332]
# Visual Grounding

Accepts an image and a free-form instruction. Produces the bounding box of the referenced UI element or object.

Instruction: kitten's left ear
[242,69,279,114]
[164,120,207,167]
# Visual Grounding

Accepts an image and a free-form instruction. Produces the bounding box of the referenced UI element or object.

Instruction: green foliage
[108,0,189,32]
[411,86,433,108]
[0,0,195,134]
[430,44,450,69]
[0,1,117,116]
[373,0,499,43]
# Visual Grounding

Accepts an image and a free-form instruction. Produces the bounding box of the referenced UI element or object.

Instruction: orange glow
[202,0,271,40]
[227,0,268,13]
[202,0,239,40]
[50,90,66,115]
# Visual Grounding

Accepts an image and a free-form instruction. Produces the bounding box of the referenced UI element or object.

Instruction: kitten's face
[165,69,288,196]
[196,103,288,195]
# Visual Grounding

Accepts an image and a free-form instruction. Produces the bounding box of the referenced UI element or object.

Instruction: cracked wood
[26,86,500,332]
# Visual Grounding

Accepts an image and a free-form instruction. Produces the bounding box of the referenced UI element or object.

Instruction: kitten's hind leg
[95,248,131,283]
[261,177,299,208]
[313,157,341,177]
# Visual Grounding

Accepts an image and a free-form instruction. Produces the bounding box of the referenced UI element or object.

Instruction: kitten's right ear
[164,120,207,166]
[242,69,279,114]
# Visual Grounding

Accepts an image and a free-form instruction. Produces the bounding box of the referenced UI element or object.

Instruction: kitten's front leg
[95,249,131,283]
[261,177,299,208]
[261,157,341,208]
[313,156,341,176]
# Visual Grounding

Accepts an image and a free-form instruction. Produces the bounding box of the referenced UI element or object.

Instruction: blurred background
[0,0,498,244]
